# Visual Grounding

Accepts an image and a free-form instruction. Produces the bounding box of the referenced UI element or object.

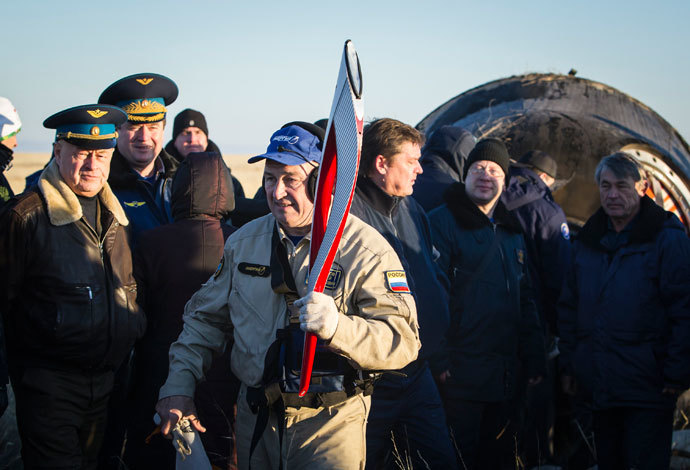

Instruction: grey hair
[594,152,646,184]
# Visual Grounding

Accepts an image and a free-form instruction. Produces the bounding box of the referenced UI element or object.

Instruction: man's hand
[295,291,339,340]
[155,395,205,438]
[561,374,577,396]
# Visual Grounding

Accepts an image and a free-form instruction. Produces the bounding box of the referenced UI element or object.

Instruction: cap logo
[90,126,100,136]
[136,78,154,85]
[87,109,108,119]
[274,135,299,145]
[141,99,150,108]
[189,120,195,126]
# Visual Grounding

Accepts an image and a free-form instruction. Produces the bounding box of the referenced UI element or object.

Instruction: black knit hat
[173,109,208,140]
[463,138,511,184]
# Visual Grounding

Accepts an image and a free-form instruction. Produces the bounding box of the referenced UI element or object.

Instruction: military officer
[0,104,145,469]
[98,73,179,241]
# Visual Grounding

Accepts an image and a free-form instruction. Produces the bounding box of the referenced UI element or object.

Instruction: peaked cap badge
[136,78,154,85]
[90,126,100,136]
[87,109,108,119]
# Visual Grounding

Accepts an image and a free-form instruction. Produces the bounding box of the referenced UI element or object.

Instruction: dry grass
[6,153,264,197]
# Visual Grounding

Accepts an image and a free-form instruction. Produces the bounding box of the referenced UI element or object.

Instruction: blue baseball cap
[248,125,323,165]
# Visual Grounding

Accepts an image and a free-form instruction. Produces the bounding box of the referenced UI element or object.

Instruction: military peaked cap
[43,104,128,150]
[99,73,178,123]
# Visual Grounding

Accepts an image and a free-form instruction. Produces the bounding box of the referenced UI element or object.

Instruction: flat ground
[7,153,264,197]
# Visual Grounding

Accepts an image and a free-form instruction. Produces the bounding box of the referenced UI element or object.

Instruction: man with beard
[429,138,545,470]
[0,104,145,469]
[164,108,268,226]
[98,73,179,241]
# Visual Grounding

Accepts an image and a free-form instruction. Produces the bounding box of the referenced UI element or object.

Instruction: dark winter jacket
[350,177,450,375]
[501,166,571,335]
[558,196,690,410]
[133,152,236,372]
[429,183,545,402]
[107,148,178,242]
[0,144,15,210]
[0,160,145,373]
[165,139,269,227]
[413,126,475,212]
[126,152,238,468]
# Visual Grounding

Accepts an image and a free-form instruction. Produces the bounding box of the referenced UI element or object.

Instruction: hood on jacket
[171,151,235,221]
[442,182,522,233]
[421,125,475,180]
[501,166,550,211]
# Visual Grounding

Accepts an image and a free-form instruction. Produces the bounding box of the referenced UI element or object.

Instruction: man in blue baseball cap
[156,122,420,469]
[0,105,146,469]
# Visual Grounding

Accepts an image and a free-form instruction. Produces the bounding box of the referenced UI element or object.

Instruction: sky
[5,0,690,154]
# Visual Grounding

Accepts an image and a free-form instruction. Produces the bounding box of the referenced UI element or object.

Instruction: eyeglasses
[264,174,308,190]
[468,164,503,178]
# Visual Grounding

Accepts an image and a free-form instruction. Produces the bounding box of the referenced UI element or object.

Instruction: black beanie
[173,109,208,140]
[463,138,511,184]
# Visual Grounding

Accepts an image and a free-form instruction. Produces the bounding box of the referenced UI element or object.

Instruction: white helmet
[0,97,22,141]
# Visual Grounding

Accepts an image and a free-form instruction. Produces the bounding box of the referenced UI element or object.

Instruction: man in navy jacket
[558,152,690,469]
[501,150,570,337]
[350,118,457,469]
[501,151,571,466]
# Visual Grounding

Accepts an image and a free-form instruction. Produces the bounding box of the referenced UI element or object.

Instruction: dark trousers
[445,399,518,470]
[365,363,457,469]
[12,367,113,470]
[593,406,673,470]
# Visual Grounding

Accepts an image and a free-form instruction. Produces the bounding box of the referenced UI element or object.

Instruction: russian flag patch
[385,270,411,293]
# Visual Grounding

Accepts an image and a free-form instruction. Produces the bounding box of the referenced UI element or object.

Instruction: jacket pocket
[55,284,94,344]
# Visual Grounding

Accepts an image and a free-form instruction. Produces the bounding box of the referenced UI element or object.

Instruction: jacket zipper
[492,223,510,293]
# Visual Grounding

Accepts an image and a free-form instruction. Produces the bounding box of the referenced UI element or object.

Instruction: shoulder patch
[213,256,225,278]
[324,265,343,291]
[561,222,570,240]
[123,200,146,208]
[516,248,525,265]
[385,270,411,293]
[238,262,270,277]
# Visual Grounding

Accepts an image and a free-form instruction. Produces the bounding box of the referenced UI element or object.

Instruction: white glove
[294,291,339,340]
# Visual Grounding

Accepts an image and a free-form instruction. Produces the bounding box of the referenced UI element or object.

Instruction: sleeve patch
[213,256,225,278]
[516,249,525,265]
[325,266,343,290]
[385,270,411,293]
